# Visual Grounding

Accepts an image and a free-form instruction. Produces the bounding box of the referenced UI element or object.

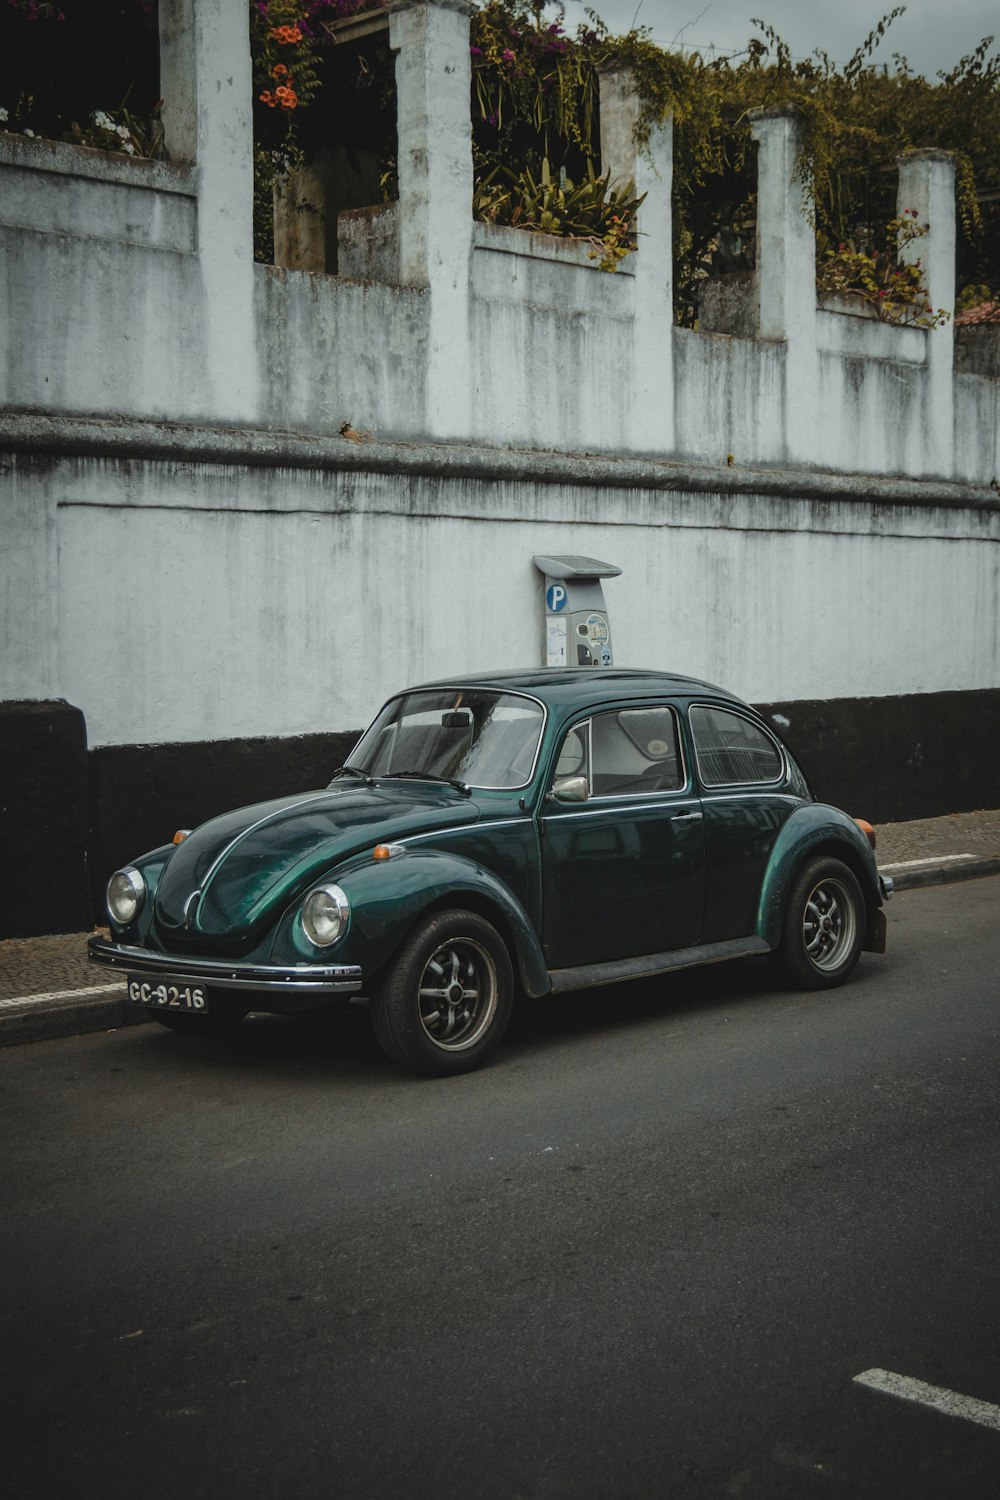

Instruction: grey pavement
[1,809,997,1048]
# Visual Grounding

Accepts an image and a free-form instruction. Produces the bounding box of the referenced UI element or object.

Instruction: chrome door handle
[671,810,703,822]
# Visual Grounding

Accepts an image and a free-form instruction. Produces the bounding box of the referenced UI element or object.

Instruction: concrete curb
[0,985,147,1048]
[888,855,1000,891]
[1,859,996,1050]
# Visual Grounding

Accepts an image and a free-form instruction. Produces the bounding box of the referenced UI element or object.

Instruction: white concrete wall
[257,268,428,436]
[4,437,995,748]
[1,0,998,754]
[954,374,1000,483]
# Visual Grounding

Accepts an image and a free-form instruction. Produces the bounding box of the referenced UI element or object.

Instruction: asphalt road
[2,877,998,1499]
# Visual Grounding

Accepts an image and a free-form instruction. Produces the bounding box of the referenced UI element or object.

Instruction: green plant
[468,3,650,269]
[474,155,645,269]
[470,0,599,178]
[816,211,948,325]
[64,100,165,159]
[956,282,994,314]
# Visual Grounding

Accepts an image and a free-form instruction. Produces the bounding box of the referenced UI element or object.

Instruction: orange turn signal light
[373,843,405,861]
[172,829,191,845]
[853,818,876,851]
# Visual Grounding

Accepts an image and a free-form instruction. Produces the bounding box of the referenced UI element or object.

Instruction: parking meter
[533,555,622,668]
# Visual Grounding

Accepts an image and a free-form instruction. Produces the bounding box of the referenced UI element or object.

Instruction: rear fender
[757,805,883,950]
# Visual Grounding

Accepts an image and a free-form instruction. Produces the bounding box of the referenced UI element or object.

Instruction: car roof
[409,668,747,710]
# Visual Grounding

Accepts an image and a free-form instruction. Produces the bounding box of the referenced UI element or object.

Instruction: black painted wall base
[88,729,359,922]
[0,701,91,938]
[1,689,998,939]
[756,690,1000,825]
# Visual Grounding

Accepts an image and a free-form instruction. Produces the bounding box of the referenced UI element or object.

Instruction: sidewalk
[1,809,998,1047]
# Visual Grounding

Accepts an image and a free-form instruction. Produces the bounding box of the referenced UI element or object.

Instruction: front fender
[272,848,551,998]
[756,804,883,949]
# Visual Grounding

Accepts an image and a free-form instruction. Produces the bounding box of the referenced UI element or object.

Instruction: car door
[539,704,705,969]
[687,702,801,942]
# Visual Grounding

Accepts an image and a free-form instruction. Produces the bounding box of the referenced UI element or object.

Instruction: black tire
[152,1007,248,1035]
[770,856,865,990]
[371,909,514,1077]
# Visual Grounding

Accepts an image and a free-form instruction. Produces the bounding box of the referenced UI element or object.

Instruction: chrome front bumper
[88,937,363,994]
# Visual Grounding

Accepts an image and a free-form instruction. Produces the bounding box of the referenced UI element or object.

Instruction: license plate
[127,977,209,1013]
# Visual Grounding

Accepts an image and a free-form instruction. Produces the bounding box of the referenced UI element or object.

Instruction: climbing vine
[464,2,999,314]
[474,3,999,319]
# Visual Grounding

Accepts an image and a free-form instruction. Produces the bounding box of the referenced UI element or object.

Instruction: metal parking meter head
[533,555,622,668]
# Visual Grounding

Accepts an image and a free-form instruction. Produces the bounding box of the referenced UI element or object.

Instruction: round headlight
[107,867,145,925]
[301,884,350,947]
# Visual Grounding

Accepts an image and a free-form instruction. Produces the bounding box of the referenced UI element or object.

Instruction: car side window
[689,705,783,787]
[590,707,684,797]
[555,722,590,779]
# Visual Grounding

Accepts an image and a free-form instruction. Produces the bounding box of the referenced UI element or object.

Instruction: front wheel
[770,856,865,990]
[371,909,514,1077]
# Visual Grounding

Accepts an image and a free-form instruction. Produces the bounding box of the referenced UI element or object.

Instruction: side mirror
[549,775,589,804]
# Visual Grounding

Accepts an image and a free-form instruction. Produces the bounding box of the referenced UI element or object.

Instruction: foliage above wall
[816,213,948,326]
[463,2,1000,321]
[244,0,999,313]
[2,1,997,317]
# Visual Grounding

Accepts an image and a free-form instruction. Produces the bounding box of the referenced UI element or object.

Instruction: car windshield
[346,689,545,790]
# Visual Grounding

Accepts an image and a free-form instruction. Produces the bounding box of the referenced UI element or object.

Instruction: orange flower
[272,62,289,76]
[275,85,298,109]
[259,89,277,108]
[269,23,302,44]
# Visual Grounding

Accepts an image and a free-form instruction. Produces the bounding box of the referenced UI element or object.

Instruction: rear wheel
[770,856,865,989]
[371,909,514,1077]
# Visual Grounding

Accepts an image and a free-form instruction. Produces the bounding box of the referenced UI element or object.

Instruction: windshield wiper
[382,770,471,797]
[328,765,375,787]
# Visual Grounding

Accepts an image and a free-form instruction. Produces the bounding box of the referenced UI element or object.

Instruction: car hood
[153,782,481,946]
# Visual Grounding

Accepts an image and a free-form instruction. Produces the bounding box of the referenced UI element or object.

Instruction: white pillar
[749,107,817,465]
[389,0,473,439]
[599,69,674,453]
[897,149,956,477]
[159,0,258,420]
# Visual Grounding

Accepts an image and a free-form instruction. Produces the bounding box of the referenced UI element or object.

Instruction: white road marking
[854,1368,1000,1432]
[0,983,126,1009]
[880,854,976,871]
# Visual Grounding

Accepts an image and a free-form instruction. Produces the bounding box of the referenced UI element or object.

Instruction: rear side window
[690,705,783,787]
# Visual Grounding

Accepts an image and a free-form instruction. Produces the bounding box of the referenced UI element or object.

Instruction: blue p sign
[546,583,568,612]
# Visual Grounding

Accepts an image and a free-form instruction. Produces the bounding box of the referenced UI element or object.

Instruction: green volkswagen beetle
[89,669,892,1076]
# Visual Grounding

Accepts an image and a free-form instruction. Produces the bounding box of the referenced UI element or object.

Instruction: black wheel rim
[802,876,857,972]
[417,937,498,1052]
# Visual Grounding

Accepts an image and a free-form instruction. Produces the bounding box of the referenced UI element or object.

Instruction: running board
[547,936,771,994]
